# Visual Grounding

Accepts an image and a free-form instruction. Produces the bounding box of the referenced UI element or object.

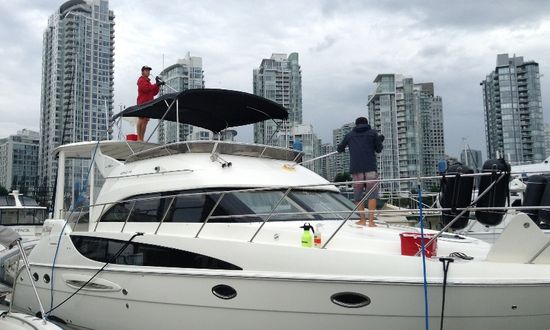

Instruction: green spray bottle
[300,223,315,247]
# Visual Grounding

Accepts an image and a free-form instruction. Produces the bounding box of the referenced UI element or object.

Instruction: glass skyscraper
[39,0,115,205]
[332,122,353,178]
[253,53,302,146]
[0,130,40,196]
[367,74,445,192]
[158,53,204,144]
[482,53,544,164]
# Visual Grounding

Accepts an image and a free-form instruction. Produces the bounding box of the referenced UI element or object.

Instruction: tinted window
[0,210,18,225]
[232,191,311,221]
[70,235,242,270]
[101,202,133,222]
[0,196,15,206]
[20,197,39,206]
[168,194,209,223]
[130,194,164,222]
[98,189,355,223]
[0,209,46,225]
[291,191,359,220]
[18,209,47,224]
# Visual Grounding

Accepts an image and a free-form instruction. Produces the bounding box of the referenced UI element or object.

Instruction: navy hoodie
[337,124,384,174]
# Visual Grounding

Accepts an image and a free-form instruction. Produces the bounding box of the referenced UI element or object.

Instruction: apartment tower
[39,0,115,205]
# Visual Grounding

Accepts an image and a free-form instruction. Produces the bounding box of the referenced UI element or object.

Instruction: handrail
[72,171,501,213]
[322,182,380,249]
[195,192,226,238]
[56,170,537,251]
[414,172,508,256]
[249,187,293,242]
[155,197,176,234]
[120,201,136,233]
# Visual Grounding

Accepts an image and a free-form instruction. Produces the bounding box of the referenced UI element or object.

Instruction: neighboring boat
[0,191,48,286]
[0,226,63,330]
[0,191,47,241]
[11,89,550,329]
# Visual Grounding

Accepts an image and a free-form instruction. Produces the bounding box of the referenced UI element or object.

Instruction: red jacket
[136,75,160,105]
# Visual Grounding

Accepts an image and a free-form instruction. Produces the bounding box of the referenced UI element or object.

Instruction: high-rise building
[545,123,550,159]
[158,53,204,144]
[288,124,321,173]
[319,143,336,181]
[39,0,115,204]
[482,53,545,164]
[367,74,445,192]
[253,53,302,146]
[0,130,40,195]
[332,123,353,177]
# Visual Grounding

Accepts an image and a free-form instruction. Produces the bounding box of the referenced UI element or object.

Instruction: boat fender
[536,177,550,227]
[440,163,474,230]
[522,175,547,223]
[475,158,510,226]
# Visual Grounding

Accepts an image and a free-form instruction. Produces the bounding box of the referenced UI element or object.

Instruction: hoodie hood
[353,123,371,132]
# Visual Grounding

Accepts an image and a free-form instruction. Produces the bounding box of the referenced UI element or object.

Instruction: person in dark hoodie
[337,117,384,227]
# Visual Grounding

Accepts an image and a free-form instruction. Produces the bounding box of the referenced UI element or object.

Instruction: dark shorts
[352,171,379,202]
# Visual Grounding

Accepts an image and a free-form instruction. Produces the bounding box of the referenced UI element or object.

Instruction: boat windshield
[230,191,312,221]
[99,188,360,223]
[290,191,359,220]
[0,209,47,225]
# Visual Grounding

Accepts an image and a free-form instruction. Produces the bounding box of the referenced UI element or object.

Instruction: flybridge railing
[62,170,538,248]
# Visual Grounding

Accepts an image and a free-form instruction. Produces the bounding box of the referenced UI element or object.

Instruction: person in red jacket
[136,65,164,141]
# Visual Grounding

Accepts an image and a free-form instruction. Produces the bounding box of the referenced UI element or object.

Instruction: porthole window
[330,292,370,308]
[43,274,50,284]
[212,284,237,300]
[32,273,39,281]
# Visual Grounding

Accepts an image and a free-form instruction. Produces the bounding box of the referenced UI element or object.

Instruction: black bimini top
[112,89,289,133]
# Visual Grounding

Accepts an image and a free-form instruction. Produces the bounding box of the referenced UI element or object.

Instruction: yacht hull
[14,265,550,330]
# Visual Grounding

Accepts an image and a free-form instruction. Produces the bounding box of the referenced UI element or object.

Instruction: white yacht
[11,89,550,329]
[0,191,47,287]
[0,191,47,241]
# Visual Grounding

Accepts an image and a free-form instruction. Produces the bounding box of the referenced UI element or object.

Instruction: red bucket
[126,134,138,141]
[399,232,437,257]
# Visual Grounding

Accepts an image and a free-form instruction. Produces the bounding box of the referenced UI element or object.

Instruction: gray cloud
[1,0,550,160]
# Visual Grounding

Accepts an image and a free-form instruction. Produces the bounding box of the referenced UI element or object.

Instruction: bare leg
[136,119,142,141]
[141,120,148,141]
[136,118,146,141]
[355,201,366,226]
[367,199,377,227]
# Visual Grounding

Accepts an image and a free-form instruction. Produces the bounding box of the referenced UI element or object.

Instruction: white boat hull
[14,266,550,330]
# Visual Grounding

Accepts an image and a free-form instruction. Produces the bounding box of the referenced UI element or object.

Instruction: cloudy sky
[1,0,549,158]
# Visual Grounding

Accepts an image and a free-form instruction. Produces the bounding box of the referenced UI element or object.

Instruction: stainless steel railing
[62,170,535,249]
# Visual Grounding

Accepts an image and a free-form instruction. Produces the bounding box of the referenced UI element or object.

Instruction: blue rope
[418,184,430,330]
[48,141,101,316]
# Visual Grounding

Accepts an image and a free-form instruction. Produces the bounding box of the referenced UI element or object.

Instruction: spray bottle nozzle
[300,222,314,233]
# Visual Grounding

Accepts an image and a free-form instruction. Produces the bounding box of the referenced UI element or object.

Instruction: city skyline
[1,1,550,159]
